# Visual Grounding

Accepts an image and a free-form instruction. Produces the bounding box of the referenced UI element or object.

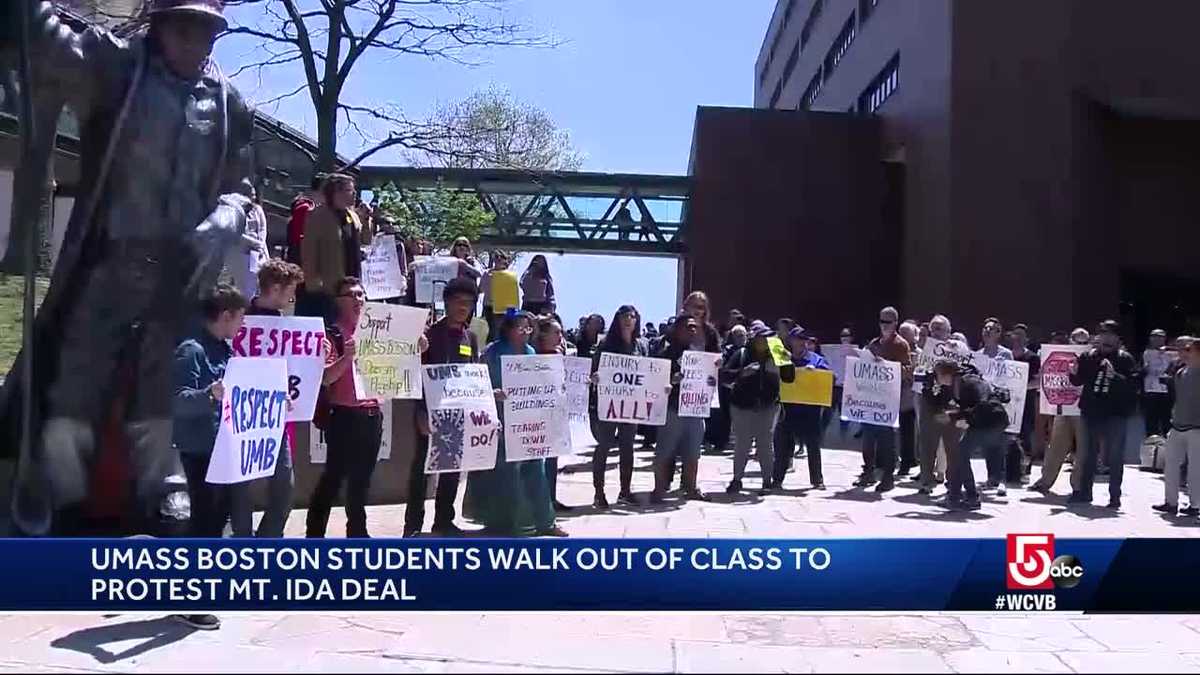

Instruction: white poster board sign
[354,303,429,400]
[1039,344,1091,416]
[413,256,461,304]
[912,338,973,392]
[840,355,902,428]
[971,354,1030,434]
[362,235,406,300]
[678,351,721,418]
[308,403,394,463]
[820,344,858,387]
[596,353,671,426]
[501,354,572,461]
[421,363,500,473]
[206,358,289,484]
[232,316,326,422]
[564,356,596,448]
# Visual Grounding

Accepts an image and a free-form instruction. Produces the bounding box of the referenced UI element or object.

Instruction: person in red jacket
[286,174,324,265]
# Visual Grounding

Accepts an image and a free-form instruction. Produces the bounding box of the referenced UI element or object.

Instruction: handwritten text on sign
[502,355,572,461]
[413,256,461,305]
[232,316,325,422]
[206,358,288,484]
[362,235,406,300]
[422,364,500,473]
[971,354,1029,434]
[355,303,429,400]
[912,338,972,392]
[564,356,596,447]
[678,351,721,418]
[840,356,902,428]
[1039,345,1090,416]
[597,353,670,426]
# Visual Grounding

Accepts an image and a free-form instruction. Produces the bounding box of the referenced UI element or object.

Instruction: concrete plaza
[2,437,1198,673]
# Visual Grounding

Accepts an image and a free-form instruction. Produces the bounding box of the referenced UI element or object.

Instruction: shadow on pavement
[1046,505,1122,520]
[1156,512,1200,528]
[828,487,884,503]
[889,509,994,522]
[51,617,194,665]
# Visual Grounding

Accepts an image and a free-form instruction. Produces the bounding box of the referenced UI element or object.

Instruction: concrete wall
[687,106,892,340]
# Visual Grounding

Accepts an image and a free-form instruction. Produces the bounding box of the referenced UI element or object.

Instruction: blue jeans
[655,410,705,464]
[1076,416,1129,502]
[952,428,1005,501]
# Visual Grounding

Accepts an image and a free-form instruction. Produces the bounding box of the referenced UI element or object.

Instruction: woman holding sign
[470,311,568,537]
[535,317,577,513]
[721,323,789,496]
[650,314,712,504]
[590,305,649,509]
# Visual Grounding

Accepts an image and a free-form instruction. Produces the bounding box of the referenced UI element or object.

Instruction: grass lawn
[0,273,50,379]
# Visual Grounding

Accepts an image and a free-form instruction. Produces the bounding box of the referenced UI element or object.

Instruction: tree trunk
[315,100,339,173]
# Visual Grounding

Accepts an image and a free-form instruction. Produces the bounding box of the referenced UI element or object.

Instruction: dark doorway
[1119,270,1200,351]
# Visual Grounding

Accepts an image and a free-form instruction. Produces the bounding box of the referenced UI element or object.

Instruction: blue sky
[217,0,775,328]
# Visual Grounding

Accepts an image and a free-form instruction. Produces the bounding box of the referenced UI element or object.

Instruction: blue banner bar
[0,538,1190,612]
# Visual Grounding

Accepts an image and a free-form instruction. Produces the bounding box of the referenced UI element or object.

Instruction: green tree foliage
[373,180,493,252]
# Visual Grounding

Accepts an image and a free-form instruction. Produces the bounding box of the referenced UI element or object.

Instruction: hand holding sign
[231,316,326,422]
[206,358,288,484]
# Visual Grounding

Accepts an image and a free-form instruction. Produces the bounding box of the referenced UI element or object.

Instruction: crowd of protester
[171,172,1200,558]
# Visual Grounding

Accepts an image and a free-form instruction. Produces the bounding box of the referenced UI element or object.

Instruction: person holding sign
[773,327,830,490]
[1032,327,1093,494]
[243,260,306,538]
[1067,321,1138,510]
[482,252,520,340]
[305,278,385,538]
[173,286,249,538]
[589,305,649,509]
[534,316,577,512]
[649,314,713,504]
[855,307,913,493]
[721,323,790,496]
[470,311,568,537]
[926,360,1006,511]
[914,315,967,494]
[405,277,482,538]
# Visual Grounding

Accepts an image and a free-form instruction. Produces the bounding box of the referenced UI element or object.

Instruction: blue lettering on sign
[240,437,279,475]
[230,386,290,433]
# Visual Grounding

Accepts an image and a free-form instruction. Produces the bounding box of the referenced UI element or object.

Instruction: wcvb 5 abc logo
[1006,534,1084,590]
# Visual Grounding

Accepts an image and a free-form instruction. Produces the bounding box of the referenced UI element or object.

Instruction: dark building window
[858,52,899,115]
[859,0,878,24]
[782,42,800,87]
[769,78,784,108]
[800,0,825,51]
[782,0,797,27]
[823,13,856,81]
[800,70,823,110]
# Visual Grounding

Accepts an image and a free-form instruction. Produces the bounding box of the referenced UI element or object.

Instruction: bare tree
[224,0,552,172]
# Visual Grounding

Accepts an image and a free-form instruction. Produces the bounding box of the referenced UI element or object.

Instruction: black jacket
[721,347,793,410]
[1069,348,1138,419]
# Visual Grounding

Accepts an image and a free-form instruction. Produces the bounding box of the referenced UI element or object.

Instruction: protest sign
[501,355,572,461]
[1039,344,1091,415]
[231,316,326,422]
[564,356,596,447]
[781,368,834,406]
[767,336,792,367]
[678,351,721,418]
[840,355,902,428]
[413,256,461,304]
[971,354,1030,434]
[309,403,393,464]
[206,358,288,484]
[819,344,857,387]
[912,338,973,392]
[362,235,406,300]
[1144,349,1174,394]
[354,303,429,400]
[596,352,670,426]
[422,363,500,473]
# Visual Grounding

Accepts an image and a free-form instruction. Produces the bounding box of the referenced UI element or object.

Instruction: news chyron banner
[2,537,1199,612]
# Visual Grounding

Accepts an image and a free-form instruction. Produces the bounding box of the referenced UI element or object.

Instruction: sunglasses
[879,319,896,325]
[338,290,365,299]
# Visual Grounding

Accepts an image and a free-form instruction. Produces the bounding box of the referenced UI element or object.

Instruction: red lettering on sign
[248,327,264,357]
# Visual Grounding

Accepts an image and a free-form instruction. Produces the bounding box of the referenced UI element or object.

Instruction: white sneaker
[997,484,1007,497]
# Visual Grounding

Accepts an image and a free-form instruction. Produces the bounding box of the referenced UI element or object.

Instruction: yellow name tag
[459,344,473,357]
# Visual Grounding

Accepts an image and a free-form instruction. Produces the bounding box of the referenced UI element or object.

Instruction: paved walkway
[3,436,1198,673]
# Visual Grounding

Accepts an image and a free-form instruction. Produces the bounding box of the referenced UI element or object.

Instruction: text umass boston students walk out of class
[590,305,648,509]
[405,277,481,537]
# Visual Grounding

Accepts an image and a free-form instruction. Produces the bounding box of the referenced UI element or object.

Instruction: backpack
[312,325,345,432]
[961,374,1010,430]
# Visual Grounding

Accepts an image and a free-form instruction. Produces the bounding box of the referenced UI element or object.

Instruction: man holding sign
[305,278,385,539]
[650,315,715,504]
[851,307,912,493]
[775,327,831,490]
[172,286,250,538]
